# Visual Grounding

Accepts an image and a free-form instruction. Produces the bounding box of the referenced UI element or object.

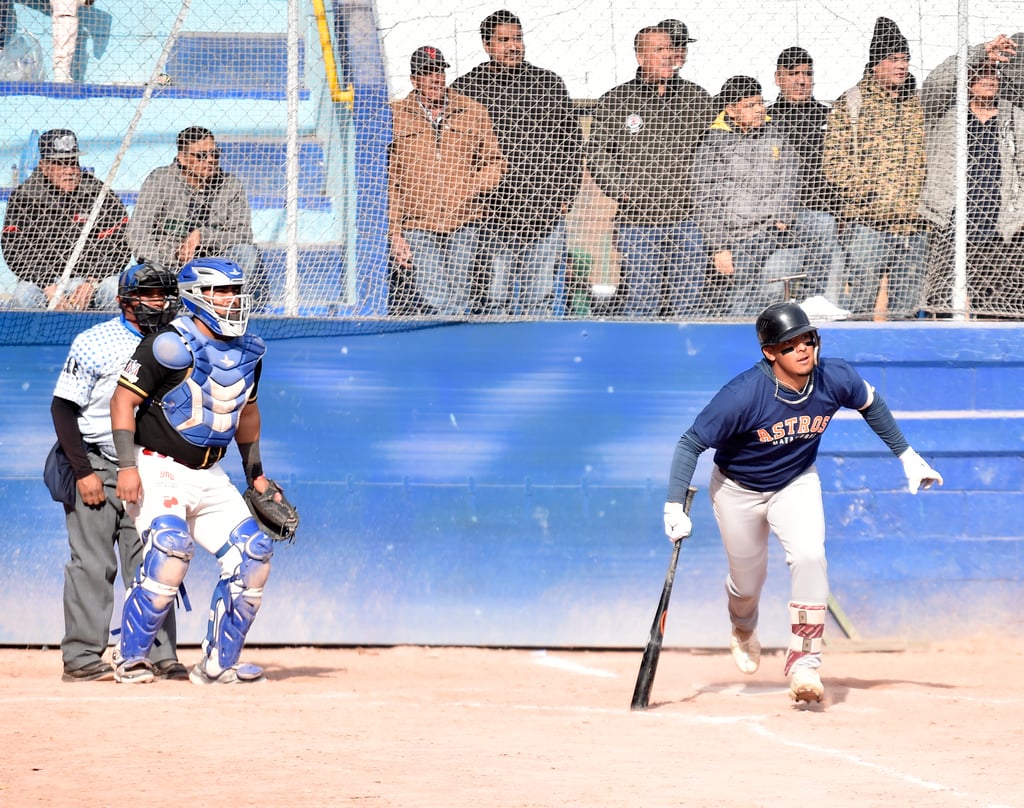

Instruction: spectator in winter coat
[128,127,261,303]
[919,34,1024,317]
[452,10,583,316]
[388,46,507,316]
[692,76,801,317]
[823,17,927,320]
[587,23,713,317]
[2,129,130,310]
[768,47,849,320]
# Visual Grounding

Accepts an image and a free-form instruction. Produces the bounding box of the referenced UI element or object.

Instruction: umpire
[49,264,187,681]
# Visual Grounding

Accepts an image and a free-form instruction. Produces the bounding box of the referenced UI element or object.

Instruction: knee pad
[120,515,194,662]
[203,517,273,671]
[229,517,274,587]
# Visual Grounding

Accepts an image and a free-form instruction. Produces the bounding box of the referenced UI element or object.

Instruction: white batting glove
[663,501,692,541]
[899,448,943,495]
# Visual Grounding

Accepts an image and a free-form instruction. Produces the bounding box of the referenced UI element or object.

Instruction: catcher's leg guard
[118,515,194,676]
[200,517,273,677]
[783,601,826,675]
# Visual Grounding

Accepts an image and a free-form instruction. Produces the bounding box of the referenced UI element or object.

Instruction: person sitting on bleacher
[128,126,261,301]
[1,128,130,310]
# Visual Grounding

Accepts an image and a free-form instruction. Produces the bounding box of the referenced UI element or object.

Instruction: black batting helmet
[756,302,816,347]
[118,262,180,334]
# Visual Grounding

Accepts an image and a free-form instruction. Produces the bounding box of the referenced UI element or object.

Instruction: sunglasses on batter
[778,335,817,355]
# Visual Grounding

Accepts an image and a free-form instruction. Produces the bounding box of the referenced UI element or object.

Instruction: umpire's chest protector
[154,317,266,448]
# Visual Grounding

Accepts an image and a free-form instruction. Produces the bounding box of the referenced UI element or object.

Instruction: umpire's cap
[756,302,817,346]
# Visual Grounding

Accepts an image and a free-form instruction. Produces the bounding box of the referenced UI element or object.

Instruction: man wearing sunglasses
[661,301,942,703]
[2,128,131,310]
[128,126,259,303]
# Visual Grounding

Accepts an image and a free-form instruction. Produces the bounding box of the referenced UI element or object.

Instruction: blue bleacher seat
[164,33,305,95]
[1,0,348,308]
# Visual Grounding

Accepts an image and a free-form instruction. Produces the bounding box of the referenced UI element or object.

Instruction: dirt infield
[0,640,1020,807]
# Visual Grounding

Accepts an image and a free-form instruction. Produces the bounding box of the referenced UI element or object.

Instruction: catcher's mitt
[243,479,300,542]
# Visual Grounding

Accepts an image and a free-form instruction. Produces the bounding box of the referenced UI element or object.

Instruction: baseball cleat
[789,668,824,703]
[189,657,265,685]
[114,657,156,684]
[730,627,761,675]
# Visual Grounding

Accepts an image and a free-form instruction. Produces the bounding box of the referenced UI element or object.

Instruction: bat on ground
[630,485,697,711]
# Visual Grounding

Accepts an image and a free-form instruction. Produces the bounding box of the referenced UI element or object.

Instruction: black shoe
[153,659,190,681]
[62,660,115,682]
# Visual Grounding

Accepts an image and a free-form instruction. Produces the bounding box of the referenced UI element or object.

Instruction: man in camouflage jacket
[823,17,927,319]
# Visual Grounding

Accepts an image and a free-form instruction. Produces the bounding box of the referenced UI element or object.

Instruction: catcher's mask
[178,257,252,338]
[118,262,180,334]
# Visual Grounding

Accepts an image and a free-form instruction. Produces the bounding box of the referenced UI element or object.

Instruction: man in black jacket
[767,47,848,320]
[586,23,713,318]
[452,10,584,316]
[2,129,130,310]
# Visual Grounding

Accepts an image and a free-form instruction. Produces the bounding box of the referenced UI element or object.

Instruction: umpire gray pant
[61,450,178,671]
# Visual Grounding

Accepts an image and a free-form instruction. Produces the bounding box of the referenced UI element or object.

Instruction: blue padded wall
[1,318,1022,649]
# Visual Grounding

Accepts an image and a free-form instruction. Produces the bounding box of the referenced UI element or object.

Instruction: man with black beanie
[823,17,927,320]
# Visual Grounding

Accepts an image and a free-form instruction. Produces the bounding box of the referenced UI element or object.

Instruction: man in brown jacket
[388,46,506,316]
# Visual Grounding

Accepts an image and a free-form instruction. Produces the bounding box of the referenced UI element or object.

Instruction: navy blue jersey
[687,356,870,492]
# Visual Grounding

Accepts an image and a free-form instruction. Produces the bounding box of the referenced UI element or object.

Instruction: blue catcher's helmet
[118,262,180,335]
[177,257,252,337]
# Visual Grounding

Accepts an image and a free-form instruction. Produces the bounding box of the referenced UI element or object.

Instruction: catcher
[110,257,298,685]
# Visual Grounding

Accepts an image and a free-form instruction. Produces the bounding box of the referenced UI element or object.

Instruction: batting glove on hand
[663,501,692,541]
[900,447,943,495]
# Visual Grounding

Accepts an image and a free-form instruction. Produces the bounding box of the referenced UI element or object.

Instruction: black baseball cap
[410,46,450,77]
[39,129,83,160]
[777,46,813,70]
[657,19,696,48]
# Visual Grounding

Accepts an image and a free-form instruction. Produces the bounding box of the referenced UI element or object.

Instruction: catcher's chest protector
[158,317,266,448]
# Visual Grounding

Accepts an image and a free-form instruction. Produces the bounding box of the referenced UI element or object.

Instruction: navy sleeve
[667,427,709,503]
[859,391,910,456]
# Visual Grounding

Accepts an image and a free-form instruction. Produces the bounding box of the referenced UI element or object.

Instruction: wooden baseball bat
[630,485,697,711]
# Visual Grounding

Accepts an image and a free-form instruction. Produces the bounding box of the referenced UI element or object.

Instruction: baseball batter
[663,302,942,702]
[111,256,279,685]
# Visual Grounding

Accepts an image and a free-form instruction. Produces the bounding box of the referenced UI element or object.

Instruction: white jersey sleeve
[53,316,142,459]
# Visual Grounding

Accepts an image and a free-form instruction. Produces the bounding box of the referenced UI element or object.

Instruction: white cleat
[789,668,825,703]
[189,656,266,685]
[801,295,850,321]
[730,627,761,675]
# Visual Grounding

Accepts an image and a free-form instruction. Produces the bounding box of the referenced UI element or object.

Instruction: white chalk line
[746,722,1014,807]
[530,651,618,678]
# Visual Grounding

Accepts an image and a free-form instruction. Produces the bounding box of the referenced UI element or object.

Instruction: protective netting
[2,0,1024,341]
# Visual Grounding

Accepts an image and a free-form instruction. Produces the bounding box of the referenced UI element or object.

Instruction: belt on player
[141,446,226,470]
